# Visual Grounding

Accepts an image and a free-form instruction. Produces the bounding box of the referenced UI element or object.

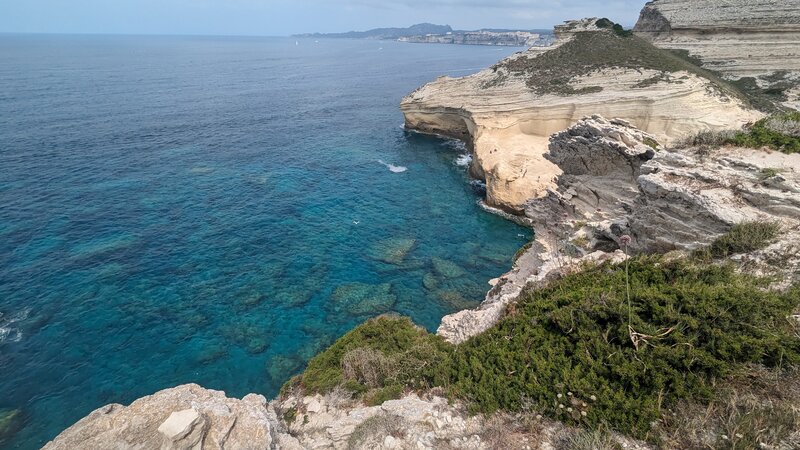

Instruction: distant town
[295,23,555,47]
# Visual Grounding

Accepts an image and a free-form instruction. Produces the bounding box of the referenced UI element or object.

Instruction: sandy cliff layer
[634,0,800,81]
[401,22,761,213]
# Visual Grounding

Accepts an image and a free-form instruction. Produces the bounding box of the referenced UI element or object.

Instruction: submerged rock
[431,257,467,279]
[422,272,439,291]
[475,243,514,264]
[274,288,313,308]
[330,282,397,316]
[236,291,266,310]
[267,354,304,385]
[194,343,229,366]
[0,408,22,445]
[221,321,273,355]
[367,237,417,265]
[435,290,479,311]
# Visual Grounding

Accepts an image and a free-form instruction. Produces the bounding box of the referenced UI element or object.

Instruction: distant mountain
[294,23,453,40]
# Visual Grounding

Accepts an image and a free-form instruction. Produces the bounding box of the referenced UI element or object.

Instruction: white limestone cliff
[634,0,800,79]
[401,21,761,213]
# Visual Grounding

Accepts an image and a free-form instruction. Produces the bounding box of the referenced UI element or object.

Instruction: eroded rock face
[401,22,760,213]
[538,116,800,252]
[634,0,800,90]
[43,384,301,450]
[437,116,800,344]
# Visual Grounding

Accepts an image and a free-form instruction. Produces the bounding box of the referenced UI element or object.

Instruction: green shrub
[290,258,799,440]
[594,18,632,38]
[365,384,405,406]
[693,222,781,260]
[727,111,800,153]
[759,168,781,181]
[678,129,738,149]
[642,137,659,150]
[293,315,450,396]
[442,257,800,438]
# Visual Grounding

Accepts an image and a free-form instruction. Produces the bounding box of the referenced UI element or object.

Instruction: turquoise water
[0,35,528,448]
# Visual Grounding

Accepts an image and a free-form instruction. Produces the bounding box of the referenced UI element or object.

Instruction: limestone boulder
[43,384,301,450]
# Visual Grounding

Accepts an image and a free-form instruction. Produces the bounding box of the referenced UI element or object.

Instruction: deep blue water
[0,34,528,448]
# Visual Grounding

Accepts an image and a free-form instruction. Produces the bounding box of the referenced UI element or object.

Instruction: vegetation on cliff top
[693,221,782,261]
[727,111,800,153]
[681,111,800,154]
[488,25,793,113]
[493,29,746,102]
[287,256,800,441]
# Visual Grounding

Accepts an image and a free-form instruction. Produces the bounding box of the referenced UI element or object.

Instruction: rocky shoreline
[42,1,800,449]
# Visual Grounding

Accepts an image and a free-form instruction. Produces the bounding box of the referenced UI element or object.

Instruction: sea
[0,34,528,448]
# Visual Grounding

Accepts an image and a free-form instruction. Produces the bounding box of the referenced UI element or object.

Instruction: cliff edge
[401,18,761,213]
[634,0,800,109]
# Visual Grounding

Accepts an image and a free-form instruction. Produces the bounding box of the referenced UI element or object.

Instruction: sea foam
[378,160,408,173]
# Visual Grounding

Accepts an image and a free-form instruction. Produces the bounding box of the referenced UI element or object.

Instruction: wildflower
[620,235,632,247]
[581,411,587,417]
[590,395,597,401]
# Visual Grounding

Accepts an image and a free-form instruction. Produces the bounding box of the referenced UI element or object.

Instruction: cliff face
[401,21,761,213]
[634,0,800,108]
[438,115,800,344]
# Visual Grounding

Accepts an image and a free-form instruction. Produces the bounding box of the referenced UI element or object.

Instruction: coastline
[40,3,800,449]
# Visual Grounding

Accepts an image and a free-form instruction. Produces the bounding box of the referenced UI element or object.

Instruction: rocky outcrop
[277,392,488,449]
[437,115,800,344]
[45,384,652,450]
[401,20,761,213]
[43,384,302,450]
[634,0,800,102]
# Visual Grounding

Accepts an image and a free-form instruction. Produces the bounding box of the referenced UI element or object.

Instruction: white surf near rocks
[377,160,408,173]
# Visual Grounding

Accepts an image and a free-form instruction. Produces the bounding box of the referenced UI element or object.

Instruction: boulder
[43,384,302,450]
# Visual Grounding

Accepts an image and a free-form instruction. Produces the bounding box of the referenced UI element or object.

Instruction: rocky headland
[42,1,800,449]
[400,17,762,214]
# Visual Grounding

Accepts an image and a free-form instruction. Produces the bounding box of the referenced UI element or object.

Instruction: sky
[0,0,646,36]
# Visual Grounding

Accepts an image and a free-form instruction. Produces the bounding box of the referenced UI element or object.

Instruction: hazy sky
[0,0,646,36]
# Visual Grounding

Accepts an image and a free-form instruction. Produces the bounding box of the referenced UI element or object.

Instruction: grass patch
[291,315,450,398]
[642,137,660,150]
[693,222,781,260]
[759,168,781,181]
[731,75,799,113]
[727,111,800,153]
[678,111,800,153]
[346,412,407,450]
[493,30,747,102]
[555,427,622,450]
[658,366,800,449]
